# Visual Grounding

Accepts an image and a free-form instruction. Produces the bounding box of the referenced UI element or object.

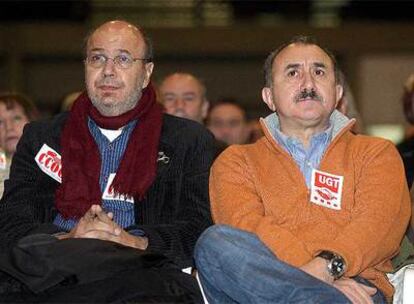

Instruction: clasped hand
[57,204,148,250]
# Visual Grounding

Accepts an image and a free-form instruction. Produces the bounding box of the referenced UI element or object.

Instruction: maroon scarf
[56,84,163,219]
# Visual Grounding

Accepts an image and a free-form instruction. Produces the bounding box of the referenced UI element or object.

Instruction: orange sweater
[210,114,410,299]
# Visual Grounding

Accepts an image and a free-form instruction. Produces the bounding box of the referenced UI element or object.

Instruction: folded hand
[58,204,148,250]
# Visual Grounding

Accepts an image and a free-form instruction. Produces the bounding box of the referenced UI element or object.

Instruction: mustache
[96,78,123,87]
[294,89,323,103]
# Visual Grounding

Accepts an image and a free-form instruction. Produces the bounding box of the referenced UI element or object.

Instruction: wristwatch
[317,251,346,279]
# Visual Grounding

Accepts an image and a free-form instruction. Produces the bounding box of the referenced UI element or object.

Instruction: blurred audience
[207,99,249,145]
[336,70,364,134]
[159,72,209,123]
[0,92,38,195]
[0,92,38,158]
[247,119,264,143]
[397,73,414,188]
[60,91,82,112]
[392,73,414,271]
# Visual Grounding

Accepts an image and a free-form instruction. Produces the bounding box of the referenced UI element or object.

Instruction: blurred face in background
[0,102,30,156]
[207,103,249,145]
[159,73,208,123]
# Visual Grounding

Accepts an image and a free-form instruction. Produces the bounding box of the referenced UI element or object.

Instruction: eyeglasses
[85,54,150,69]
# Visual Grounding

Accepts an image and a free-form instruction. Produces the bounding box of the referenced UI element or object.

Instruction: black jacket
[0,112,216,269]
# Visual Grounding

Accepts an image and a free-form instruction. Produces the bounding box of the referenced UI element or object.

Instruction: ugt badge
[310,169,344,210]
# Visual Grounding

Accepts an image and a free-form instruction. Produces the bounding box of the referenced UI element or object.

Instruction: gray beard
[90,90,142,117]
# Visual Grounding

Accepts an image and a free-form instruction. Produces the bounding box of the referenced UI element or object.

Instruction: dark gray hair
[263,35,339,87]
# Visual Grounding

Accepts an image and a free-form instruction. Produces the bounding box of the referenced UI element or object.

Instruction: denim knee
[195,225,227,256]
[195,225,235,267]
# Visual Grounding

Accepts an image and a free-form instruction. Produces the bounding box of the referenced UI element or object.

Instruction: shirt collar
[262,109,353,147]
[273,123,333,150]
[88,117,137,143]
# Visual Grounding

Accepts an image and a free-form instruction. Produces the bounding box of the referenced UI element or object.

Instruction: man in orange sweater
[195,36,411,304]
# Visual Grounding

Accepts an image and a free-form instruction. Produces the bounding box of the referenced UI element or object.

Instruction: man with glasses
[0,20,214,302]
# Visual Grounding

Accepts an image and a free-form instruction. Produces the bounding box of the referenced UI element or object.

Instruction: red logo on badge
[315,172,340,193]
[310,169,344,210]
[35,144,62,183]
[38,150,62,179]
[316,188,335,201]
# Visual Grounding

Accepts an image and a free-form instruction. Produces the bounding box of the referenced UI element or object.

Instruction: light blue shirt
[274,126,333,188]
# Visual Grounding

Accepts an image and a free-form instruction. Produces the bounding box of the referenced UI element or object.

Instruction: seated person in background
[0,20,215,302]
[159,72,209,124]
[195,36,410,304]
[60,90,82,112]
[336,70,365,134]
[0,92,39,196]
[393,74,414,270]
[397,74,414,188]
[247,119,264,143]
[206,98,250,145]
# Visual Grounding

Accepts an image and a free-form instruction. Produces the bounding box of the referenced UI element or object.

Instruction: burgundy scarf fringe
[55,84,163,219]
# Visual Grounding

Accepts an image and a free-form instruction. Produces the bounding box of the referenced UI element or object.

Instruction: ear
[201,100,210,119]
[335,84,343,108]
[262,87,276,112]
[142,62,154,88]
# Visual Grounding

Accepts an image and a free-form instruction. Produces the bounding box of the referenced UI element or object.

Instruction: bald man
[159,72,209,123]
[0,20,213,302]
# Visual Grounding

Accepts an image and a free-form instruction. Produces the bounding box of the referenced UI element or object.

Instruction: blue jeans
[194,225,387,304]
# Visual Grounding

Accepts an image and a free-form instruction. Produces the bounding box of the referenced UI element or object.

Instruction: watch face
[317,251,346,279]
[330,257,346,278]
